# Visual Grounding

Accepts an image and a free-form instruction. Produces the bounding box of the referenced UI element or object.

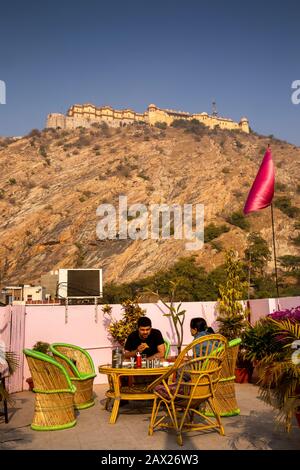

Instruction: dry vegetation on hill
[0,122,299,290]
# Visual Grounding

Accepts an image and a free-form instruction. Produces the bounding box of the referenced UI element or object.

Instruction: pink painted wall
[22,301,219,388]
[248,297,300,324]
[2,295,300,392]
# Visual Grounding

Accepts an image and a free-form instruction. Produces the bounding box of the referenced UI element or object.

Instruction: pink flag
[243,147,275,214]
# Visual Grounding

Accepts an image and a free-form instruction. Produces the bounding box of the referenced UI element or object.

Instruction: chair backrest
[175,334,227,366]
[223,338,241,378]
[50,343,95,378]
[163,338,170,359]
[175,352,226,402]
[23,349,74,392]
[148,334,227,393]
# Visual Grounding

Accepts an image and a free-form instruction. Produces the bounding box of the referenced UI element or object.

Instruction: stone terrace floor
[0,383,299,450]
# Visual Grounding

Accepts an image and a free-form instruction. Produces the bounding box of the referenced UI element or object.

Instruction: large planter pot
[250,364,260,384]
[235,367,249,383]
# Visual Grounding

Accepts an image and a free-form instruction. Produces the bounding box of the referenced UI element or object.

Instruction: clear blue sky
[1,0,300,144]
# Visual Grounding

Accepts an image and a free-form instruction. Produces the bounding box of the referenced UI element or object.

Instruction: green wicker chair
[50,343,96,410]
[163,338,170,359]
[205,338,241,417]
[23,349,76,431]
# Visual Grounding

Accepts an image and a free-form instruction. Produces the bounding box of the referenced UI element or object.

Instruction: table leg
[110,398,120,424]
[109,372,121,424]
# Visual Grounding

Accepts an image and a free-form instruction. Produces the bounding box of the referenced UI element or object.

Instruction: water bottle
[112,347,123,368]
[136,351,142,368]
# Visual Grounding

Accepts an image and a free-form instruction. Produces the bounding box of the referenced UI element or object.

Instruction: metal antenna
[212,100,218,116]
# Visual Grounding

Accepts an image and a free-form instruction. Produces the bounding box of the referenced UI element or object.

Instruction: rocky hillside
[0,123,299,287]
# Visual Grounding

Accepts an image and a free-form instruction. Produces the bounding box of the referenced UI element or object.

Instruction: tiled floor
[0,383,299,450]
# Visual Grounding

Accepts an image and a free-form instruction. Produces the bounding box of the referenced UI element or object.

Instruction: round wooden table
[99,363,171,424]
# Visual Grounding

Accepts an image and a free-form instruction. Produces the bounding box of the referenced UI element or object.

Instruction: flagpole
[270,202,279,298]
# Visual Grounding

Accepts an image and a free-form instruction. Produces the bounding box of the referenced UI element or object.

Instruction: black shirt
[124,328,164,357]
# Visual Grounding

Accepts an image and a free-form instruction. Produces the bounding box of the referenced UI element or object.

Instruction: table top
[99,363,172,375]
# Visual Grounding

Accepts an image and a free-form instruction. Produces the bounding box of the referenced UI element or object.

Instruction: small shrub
[8,178,16,185]
[226,210,250,231]
[32,341,50,354]
[292,234,300,246]
[235,140,244,148]
[138,172,150,180]
[274,197,300,218]
[82,190,92,198]
[210,240,223,252]
[204,223,230,242]
[39,146,47,157]
[275,182,287,192]
[28,129,41,138]
[233,190,243,198]
[154,121,167,130]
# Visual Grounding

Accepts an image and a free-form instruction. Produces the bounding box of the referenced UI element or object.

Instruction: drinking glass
[141,354,147,368]
[130,357,135,368]
[154,358,161,368]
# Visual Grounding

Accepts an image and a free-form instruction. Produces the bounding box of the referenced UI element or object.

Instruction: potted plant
[255,307,300,431]
[242,318,281,383]
[146,280,186,356]
[26,341,50,391]
[102,299,146,347]
[216,250,250,382]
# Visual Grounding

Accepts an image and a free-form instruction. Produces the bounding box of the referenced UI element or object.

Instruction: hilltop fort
[47,103,250,133]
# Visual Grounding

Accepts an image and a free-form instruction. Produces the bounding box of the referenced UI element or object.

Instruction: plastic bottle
[112,347,123,368]
[136,351,142,368]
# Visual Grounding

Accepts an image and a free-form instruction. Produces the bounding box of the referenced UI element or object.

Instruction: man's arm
[147,343,165,360]
[124,342,149,358]
[124,349,136,359]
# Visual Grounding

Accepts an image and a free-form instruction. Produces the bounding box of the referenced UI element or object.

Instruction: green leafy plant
[242,318,280,363]
[32,341,50,354]
[256,316,300,431]
[102,299,146,346]
[226,210,250,231]
[217,250,249,341]
[146,280,186,354]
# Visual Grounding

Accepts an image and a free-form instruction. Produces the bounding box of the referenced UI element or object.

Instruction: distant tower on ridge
[212,100,218,117]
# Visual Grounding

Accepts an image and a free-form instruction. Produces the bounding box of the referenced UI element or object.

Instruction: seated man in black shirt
[124,317,165,360]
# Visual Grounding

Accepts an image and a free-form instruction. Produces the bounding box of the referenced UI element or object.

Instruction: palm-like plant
[257,318,300,431]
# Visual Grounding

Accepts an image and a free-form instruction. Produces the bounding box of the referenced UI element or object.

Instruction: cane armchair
[50,343,96,409]
[147,334,227,446]
[205,338,241,417]
[163,338,171,359]
[23,349,76,431]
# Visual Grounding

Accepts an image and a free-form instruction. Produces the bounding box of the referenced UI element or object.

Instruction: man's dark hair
[137,317,152,328]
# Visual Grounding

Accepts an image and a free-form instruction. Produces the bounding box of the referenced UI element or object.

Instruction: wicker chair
[50,343,96,409]
[23,349,76,431]
[147,334,227,446]
[205,338,241,417]
[163,338,170,358]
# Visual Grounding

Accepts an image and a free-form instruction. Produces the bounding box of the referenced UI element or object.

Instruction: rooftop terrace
[1,383,299,451]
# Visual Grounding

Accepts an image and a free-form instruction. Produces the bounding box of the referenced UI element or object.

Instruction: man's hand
[137,343,149,353]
